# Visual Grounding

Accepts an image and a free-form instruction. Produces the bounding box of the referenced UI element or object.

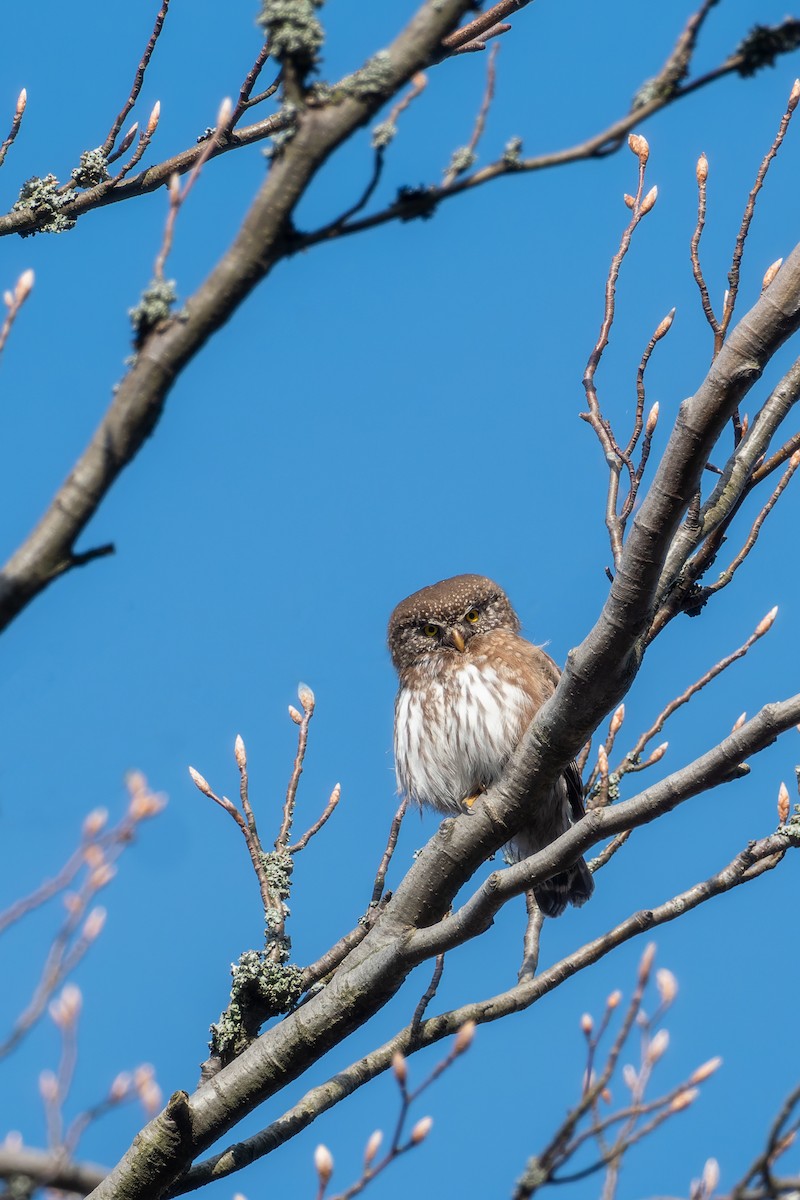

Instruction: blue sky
[0,2,799,1197]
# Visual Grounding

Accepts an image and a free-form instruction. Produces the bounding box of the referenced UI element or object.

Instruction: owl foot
[463,789,485,811]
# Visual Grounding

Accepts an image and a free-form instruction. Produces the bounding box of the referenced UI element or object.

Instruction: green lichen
[128,278,178,345]
[372,120,397,150]
[258,0,324,69]
[210,951,305,1059]
[336,50,393,101]
[71,147,110,188]
[503,136,524,168]
[445,146,476,178]
[12,175,76,236]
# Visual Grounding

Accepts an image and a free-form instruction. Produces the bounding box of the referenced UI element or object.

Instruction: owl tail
[534,856,594,919]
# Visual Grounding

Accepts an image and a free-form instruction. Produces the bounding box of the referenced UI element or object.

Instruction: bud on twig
[454,1019,476,1053]
[702,1157,720,1194]
[83,906,107,940]
[696,153,708,185]
[118,122,138,156]
[645,742,668,766]
[14,269,34,303]
[623,193,635,209]
[234,734,247,770]
[83,806,109,838]
[638,941,657,982]
[597,743,608,776]
[580,1013,594,1035]
[731,712,746,732]
[314,1144,334,1186]
[761,258,783,291]
[647,1028,669,1063]
[410,1116,433,1145]
[146,101,161,135]
[640,185,658,214]
[364,1129,383,1168]
[216,96,233,129]
[288,705,303,724]
[298,682,315,713]
[110,1071,132,1100]
[789,78,800,112]
[654,308,676,340]
[168,172,181,205]
[645,402,659,437]
[39,1070,59,1102]
[670,1087,698,1112]
[16,88,27,116]
[778,781,790,825]
[690,1056,722,1084]
[392,1050,407,1087]
[755,606,778,637]
[610,705,625,735]
[622,1064,638,1092]
[628,133,649,163]
[189,766,214,797]
[607,989,622,1009]
[656,968,678,1005]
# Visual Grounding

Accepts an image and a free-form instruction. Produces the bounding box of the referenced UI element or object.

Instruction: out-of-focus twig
[0,88,27,170]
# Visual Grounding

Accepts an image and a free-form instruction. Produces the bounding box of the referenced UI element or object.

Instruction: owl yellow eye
[422,624,439,638]
[465,608,480,624]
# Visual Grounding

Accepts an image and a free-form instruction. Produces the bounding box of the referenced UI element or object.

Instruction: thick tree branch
[172,829,793,1196]
[0,0,476,636]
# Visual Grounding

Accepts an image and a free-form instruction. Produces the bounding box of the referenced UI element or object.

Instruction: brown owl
[388,574,594,918]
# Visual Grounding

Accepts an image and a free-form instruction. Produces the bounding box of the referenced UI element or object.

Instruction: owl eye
[422,623,439,638]
[464,608,480,624]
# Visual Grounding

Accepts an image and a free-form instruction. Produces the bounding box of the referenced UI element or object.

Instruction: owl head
[387,574,521,671]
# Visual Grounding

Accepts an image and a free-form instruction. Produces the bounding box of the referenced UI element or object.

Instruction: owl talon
[463,794,480,810]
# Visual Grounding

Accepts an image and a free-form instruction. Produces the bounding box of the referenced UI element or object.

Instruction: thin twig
[442,43,499,187]
[370,799,408,907]
[0,268,34,357]
[153,98,232,281]
[581,134,656,567]
[706,451,800,597]
[276,685,315,851]
[617,605,778,784]
[0,88,27,170]
[101,0,171,157]
[288,783,341,853]
[720,80,800,343]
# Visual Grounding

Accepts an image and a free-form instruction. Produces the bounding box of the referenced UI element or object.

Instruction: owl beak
[449,628,466,653]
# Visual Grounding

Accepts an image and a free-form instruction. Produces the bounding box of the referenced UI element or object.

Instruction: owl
[388,574,594,918]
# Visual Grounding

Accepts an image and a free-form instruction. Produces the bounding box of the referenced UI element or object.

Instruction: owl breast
[394,661,534,813]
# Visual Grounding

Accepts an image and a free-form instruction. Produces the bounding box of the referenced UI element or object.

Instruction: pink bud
[656,968,678,1005]
[189,766,214,797]
[690,1056,722,1084]
[16,88,27,116]
[640,185,658,214]
[364,1129,383,1167]
[234,735,247,770]
[392,1050,407,1087]
[314,1143,334,1185]
[696,154,708,185]
[146,101,161,134]
[755,606,778,637]
[410,1116,433,1144]
[454,1019,476,1053]
[83,807,109,838]
[778,782,790,825]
